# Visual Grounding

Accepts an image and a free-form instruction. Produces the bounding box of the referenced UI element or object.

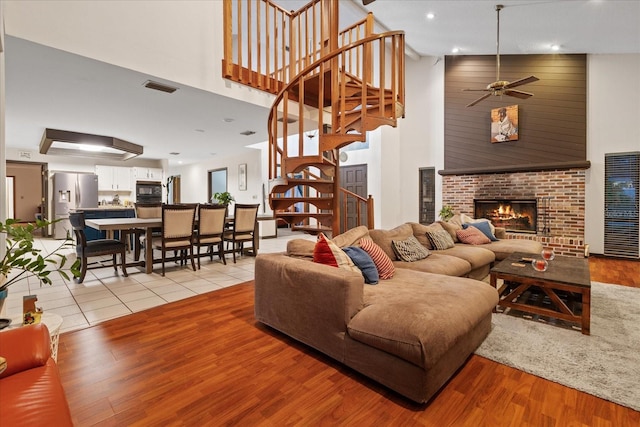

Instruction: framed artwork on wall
[238,163,247,191]
[491,105,519,143]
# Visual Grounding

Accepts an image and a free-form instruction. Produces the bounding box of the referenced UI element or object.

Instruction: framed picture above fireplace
[490,105,519,143]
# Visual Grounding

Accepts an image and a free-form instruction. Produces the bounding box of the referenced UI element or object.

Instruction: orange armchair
[0,323,73,426]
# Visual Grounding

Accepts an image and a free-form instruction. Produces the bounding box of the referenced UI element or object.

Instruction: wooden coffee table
[489,252,591,335]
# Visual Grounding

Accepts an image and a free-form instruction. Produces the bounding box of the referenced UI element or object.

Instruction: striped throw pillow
[359,237,395,279]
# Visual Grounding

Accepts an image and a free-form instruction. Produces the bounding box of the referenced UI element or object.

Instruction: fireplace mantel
[438,160,591,176]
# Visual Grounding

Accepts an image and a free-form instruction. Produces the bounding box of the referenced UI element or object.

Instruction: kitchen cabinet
[134,167,163,182]
[96,165,132,192]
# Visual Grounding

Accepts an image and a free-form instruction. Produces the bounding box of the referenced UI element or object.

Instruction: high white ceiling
[4,0,640,166]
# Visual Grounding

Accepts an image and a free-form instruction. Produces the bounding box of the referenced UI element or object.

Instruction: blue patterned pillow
[343,246,379,285]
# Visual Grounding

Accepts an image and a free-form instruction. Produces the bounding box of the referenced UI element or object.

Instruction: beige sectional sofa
[254,223,543,403]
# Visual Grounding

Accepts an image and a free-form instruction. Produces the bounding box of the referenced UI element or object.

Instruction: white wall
[3,0,275,111]
[585,54,640,254]
[170,148,262,207]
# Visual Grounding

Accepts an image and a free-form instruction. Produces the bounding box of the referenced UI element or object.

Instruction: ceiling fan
[463,4,539,107]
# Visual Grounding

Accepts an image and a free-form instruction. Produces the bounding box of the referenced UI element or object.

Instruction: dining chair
[194,203,227,268]
[133,202,162,261]
[223,203,260,263]
[69,212,128,283]
[152,204,197,276]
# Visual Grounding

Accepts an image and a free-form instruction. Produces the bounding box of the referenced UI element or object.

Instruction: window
[208,168,228,202]
[419,168,435,224]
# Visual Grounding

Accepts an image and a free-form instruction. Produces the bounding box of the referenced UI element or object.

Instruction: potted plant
[439,205,455,221]
[211,191,235,206]
[0,218,80,315]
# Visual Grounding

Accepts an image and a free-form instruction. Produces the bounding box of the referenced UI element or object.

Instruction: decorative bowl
[532,259,548,272]
[541,248,555,261]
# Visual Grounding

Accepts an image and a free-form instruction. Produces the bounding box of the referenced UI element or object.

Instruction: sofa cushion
[442,245,496,270]
[359,238,395,279]
[287,238,316,258]
[438,220,462,243]
[392,235,430,262]
[332,225,370,248]
[393,253,471,277]
[313,233,359,272]
[409,222,443,250]
[349,269,499,369]
[369,224,413,261]
[457,226,491,245]
[426,229,455,250]
[485,239,544,261]
[343,246,379,285]
[463,222,498,241]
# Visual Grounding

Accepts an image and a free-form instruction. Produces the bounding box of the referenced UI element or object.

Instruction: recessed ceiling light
[426,12,435,20]
[223,118,235,123]
[169,152,180,155]
[195,129,205,133]
[452,47,460,54]
[240,130,256,136]
[551,44,560,51]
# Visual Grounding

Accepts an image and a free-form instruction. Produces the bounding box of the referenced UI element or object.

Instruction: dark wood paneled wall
[443,54,587,174]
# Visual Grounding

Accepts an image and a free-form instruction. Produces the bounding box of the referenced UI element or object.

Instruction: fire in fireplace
[474,199,537,234]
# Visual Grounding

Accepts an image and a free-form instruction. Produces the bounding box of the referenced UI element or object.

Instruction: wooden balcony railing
[340,188,374,231]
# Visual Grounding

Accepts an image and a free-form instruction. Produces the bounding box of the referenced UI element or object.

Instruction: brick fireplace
[442,169,586,257]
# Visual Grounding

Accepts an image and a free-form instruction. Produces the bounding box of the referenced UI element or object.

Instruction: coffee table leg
[490,274,498,312]
[582,288,591,335]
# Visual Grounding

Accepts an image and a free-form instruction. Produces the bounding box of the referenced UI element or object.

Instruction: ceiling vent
[143,80,178,94]
[277,116,297,124]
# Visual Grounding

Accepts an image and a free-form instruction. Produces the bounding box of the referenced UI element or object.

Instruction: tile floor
[2,230,314,333]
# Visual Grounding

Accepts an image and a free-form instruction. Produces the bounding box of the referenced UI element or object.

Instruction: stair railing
[340,189,375,231]
[267,31,405,181]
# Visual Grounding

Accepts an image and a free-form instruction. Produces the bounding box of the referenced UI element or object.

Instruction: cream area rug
[475,282,640,412]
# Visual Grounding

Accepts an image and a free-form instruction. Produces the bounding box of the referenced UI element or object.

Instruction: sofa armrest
[494,227,507,239]
[255,253,364,362]
[0,323,52,379]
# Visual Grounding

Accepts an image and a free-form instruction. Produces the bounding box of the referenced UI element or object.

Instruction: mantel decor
[491,105,519,143]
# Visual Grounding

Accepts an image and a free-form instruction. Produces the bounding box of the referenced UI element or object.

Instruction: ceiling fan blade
[504,89,534,99]
[504,75,539,89]
[466,93,492,107]
[462,88,491,92]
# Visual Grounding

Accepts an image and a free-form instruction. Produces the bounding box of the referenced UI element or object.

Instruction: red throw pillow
[456,227,491,245]
[313,233,359,272]
[359,237,395,279]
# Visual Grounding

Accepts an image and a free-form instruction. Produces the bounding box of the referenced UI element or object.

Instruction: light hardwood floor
[57,256,640,426]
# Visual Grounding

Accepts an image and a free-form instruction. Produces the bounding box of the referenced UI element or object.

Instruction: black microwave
[136,182,162,203]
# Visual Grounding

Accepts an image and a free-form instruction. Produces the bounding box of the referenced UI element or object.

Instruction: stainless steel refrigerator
[52,173,99,239]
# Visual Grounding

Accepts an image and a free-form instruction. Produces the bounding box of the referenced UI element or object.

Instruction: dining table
[85,217,161,274]
[85,215,266,274]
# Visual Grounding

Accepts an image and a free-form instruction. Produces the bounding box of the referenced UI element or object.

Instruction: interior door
[339,164,368,233]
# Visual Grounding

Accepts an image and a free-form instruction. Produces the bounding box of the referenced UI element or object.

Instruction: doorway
[339,164,368,233]
[6,161,47,225]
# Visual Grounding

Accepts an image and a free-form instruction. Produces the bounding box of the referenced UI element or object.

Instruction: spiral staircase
[223,0,405,235]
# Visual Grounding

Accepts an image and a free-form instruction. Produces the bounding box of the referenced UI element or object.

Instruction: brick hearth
[442,169,586,257]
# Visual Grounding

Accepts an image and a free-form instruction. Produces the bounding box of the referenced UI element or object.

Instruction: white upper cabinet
[134,167,163,182]
[96,165,133,192]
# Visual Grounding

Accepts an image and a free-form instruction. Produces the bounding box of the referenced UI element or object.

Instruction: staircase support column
[332,158,340,237]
